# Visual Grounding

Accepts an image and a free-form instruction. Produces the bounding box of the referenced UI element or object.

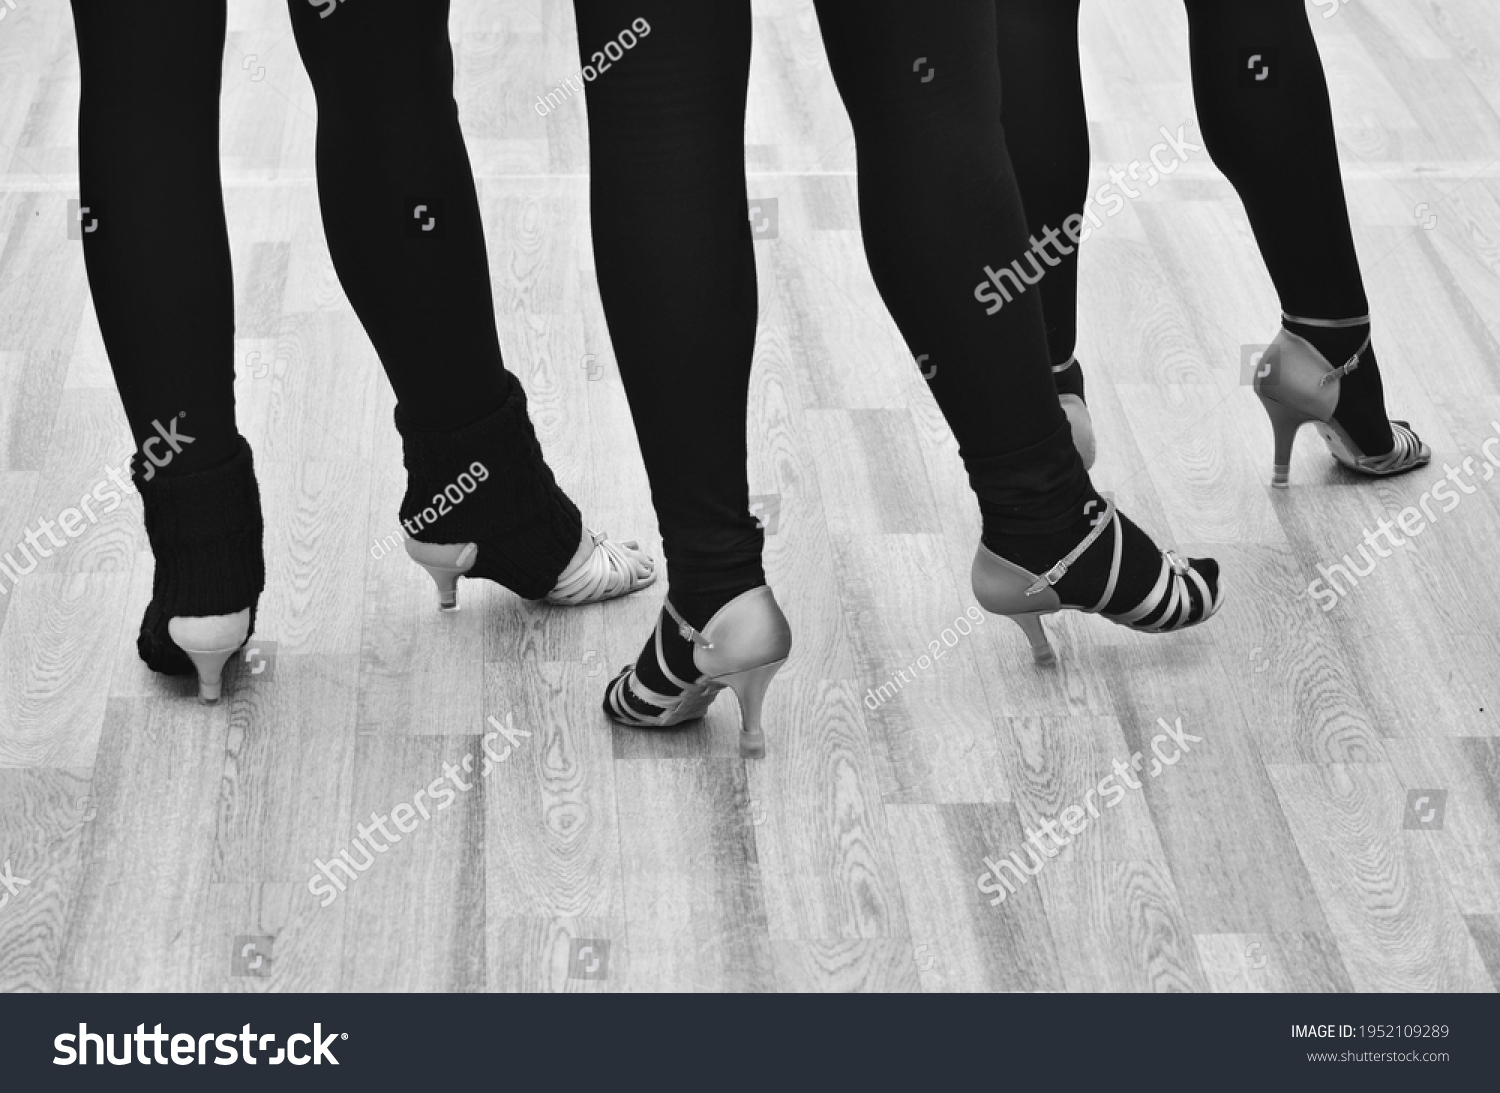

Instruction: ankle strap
[1281,311,1370,329]
[1281,312,1373,386]
[1051,354,1078,373]
[1317,331,1373,387]
[663,598,715,649]
[1025,493,1116,596]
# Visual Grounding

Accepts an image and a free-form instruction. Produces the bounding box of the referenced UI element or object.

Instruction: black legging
[995,0,1370,367]
[576,0,1090,600]
[71,0,515,480]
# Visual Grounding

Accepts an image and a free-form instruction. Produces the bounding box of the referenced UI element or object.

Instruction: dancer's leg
[71,0,240,476]
[810,0,1219,626]
[575,1,763,613]
[993,0,1088,392]
[1184,0,1395,455]
[576,2,776,721]
[70,0,265,681]
[288,0,652,602]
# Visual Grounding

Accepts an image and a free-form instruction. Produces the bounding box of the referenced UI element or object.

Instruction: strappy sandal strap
[546,528,653,605]
[1108,551,1176,627]
[1371,421,1426,468]
[652,600,710,693]
[607,670,673,726]
[1089,510,1125,614]
[1024,493,1118,598]
[1281,311,1370,329]
[1279,312,1374,389]
[1109,549,1214,632]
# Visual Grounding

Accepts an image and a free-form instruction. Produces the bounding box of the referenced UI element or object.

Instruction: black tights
[994,0,1394,454]
[576,0,1092,607]
[70,0,517,480]
[997,0,1372,363]
[996,0,1392,452]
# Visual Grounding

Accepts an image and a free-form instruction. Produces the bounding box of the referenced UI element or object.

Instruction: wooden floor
[2,0,1499,993]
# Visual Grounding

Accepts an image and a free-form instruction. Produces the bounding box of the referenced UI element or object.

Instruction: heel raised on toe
[404,540,479,611]
[167,609,253,704]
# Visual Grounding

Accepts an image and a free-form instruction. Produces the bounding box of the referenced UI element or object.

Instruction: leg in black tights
[575,3,765,709]
[72,0,240,477]
[71,0,263,677]
[993,0,1091,400]
[286,0,591,596]
[996,0,1397,454]
[574,2,765,619]
[578,1,1219,716]
[809,1,1215,617]
[285,0,510,429]
[70,0,637,679]
[1183,0,1390,454]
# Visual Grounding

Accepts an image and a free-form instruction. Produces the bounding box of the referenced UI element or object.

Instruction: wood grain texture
[1,0,1498,992]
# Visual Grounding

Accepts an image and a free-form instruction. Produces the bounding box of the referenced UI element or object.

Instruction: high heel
[1259,392,1308,490]
[132,435,265,695]
[1003,611,1058,668]
[395,397,655,607]
[1252,315,1430,488]
[166,609,252,704]
[604,586,792,759]
[405,528,654,611]
[405,540,477,611]
[715,659,786,758]
[972,494,1223,665]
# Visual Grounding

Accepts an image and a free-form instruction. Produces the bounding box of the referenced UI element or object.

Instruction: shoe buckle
[1026,560,1069,596]
[677,621,714,649]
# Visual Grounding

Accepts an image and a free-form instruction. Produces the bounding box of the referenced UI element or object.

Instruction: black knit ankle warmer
[134,434,265,674]
[394,388,582,600]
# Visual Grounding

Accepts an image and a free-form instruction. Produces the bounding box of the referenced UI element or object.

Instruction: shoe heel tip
[1033,647,1058,668]
[740,734,765,759]
[198,684,223,704]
